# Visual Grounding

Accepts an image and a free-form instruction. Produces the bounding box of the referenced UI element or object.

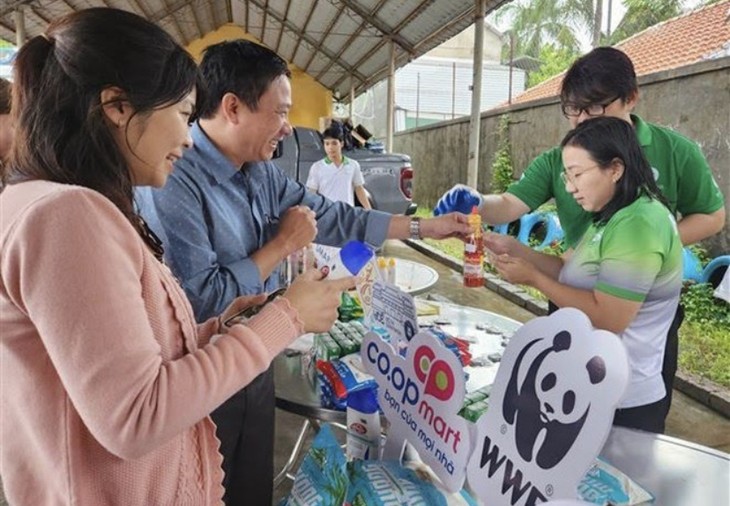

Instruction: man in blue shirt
[139,40,470,506]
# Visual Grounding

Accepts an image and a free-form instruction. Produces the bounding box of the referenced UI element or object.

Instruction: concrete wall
[394,57,730,255]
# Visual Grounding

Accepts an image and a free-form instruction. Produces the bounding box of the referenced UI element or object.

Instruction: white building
[352,22,526,140]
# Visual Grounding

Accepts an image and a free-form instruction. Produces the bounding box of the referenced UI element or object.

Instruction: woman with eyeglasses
[0,8,353,505]
[491,116,682,434]
[433,46,724,432]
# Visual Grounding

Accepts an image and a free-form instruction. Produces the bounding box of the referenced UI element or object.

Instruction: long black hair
[561,117,670,225]
[4,8,202,256]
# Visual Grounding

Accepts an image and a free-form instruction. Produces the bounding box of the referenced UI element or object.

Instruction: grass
[418,208,730,387]
[678,321,730,387]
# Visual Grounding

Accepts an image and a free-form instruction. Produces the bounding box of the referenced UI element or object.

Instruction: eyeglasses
[561,97,620,118]
[559,165,600,185]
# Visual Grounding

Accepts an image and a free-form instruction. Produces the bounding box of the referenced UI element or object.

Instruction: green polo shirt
[506,114,725,247]
[559,196,682,408]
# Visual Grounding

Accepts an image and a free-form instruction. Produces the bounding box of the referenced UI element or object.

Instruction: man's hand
[421,213,473,240]
[276,205,317,254]
[433,184,483,216]
[282,269,357,333]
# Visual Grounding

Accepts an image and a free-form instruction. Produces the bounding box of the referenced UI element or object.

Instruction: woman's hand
[219,293,269,329]
[483,232,523,256]
[492,254,539,286]
[282,269,356,333]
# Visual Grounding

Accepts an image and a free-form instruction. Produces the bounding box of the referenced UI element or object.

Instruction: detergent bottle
[346,387,381,460]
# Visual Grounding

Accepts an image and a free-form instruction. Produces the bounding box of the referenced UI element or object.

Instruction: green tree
[528,44,580,86]
[496,0,583,58]
[497,0,696,89]
[608,0,684,44]
[490,115,514,194]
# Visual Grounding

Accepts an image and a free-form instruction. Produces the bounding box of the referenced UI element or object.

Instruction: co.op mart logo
[365,340,458,409]
[364,331,470,489]
[414,345,456,402]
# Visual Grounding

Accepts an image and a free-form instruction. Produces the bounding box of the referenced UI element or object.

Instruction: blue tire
[516,212,565,249]
[539,213,564,249]
[682,248,704,282]
[700,255,730,287]
[516,213,543,245]
[491,223,510,235]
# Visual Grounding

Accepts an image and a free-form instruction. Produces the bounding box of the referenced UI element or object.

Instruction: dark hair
[560,116,669,224]
[0,78,10,115]
[197,39,290,119]
[323,122,344,141]
[561,47,638,107]
[4,8,201,257]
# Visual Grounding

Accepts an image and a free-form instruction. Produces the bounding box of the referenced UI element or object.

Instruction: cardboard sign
[361,330,471,492]
[466,308,629,506]
[312,243,339,270]
[368,280,418,354]
[355,257,381,320]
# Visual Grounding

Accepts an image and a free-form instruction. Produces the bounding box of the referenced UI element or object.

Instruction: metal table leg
[274,418,313,487]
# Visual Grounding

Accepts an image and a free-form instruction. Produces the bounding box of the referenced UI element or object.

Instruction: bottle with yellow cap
[387,257,397,284]
[463,206,484,287]
[377,257,388,281]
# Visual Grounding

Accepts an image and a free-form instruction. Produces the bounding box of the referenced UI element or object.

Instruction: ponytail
[3,8,200,259]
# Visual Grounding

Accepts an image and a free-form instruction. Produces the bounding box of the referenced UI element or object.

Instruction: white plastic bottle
[387,257,397,284]
[318,240,374,279]
[346,387,381,460]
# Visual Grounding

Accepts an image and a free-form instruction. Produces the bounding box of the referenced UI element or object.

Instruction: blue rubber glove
[433,184,483,216]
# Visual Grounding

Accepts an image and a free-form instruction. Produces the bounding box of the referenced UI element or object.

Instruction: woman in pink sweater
[0,8,353,505]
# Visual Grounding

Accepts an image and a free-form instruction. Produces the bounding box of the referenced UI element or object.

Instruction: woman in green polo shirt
[492,117,683,433]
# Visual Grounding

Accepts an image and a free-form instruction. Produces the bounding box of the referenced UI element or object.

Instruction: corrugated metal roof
[0,0,513,99]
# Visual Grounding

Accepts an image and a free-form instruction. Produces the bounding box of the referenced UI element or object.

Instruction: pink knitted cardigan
[0,181,304,505]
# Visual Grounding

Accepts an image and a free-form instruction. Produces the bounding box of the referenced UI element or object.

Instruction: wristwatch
[409,217,421,240]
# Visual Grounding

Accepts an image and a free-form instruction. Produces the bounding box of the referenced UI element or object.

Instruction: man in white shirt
[307,122,372,208]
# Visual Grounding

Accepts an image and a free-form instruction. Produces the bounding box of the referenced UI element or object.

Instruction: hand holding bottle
[282,269,356,333]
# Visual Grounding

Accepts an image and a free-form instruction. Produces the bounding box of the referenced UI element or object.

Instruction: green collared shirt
[506,114,724,247]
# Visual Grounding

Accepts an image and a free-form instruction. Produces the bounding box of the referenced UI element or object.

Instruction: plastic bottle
[463,206,484,287]
[319,240,374,279]
[346,387,381,460]
[377,257,388,281]
[387,257,397,284]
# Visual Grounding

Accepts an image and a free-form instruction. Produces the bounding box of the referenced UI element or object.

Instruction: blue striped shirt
[137,122,390,321]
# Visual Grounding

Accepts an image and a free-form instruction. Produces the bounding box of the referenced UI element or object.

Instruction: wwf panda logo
[502,331,606,469]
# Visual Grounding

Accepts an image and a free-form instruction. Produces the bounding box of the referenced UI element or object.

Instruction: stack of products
[312,320,367,362]
[337,291,364,322]
[317,353,376,410]
[284,425,477,506]
[458,385,492,423]
[284,426,654,506]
